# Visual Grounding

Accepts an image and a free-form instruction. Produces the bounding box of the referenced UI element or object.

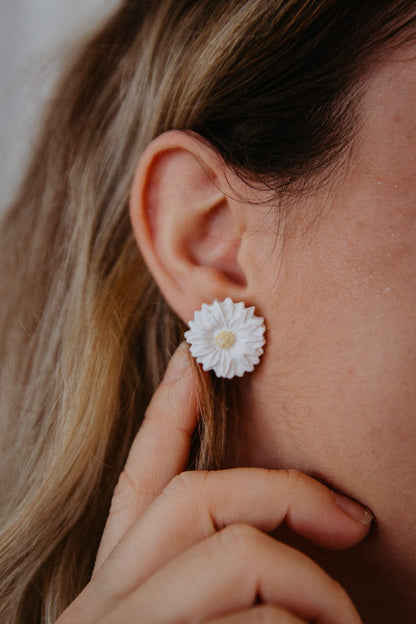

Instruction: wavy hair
[0,1,415,621]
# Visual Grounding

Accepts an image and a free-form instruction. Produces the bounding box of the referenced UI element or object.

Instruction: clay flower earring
[184,298,266,379]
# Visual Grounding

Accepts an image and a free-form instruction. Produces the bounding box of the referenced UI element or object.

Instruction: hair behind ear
[1,0,416,620]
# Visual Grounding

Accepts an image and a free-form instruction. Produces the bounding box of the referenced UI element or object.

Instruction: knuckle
[218,523,263,559]
[162,470,208,501]
[161,472,213,535]
[161,472,189,499]
[162,471,219,538]
[282,468,304,492]
[110,469,162,513]
[109,470,137,514]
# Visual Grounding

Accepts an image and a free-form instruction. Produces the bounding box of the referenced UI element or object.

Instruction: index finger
[94,342,198,572]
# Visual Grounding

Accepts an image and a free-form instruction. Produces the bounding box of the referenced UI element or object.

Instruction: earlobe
[129,130,250,323]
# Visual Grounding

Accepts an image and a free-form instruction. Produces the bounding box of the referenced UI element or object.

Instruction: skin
[57,346,370,624]
[232,43,416,621]
[57,41,416,623]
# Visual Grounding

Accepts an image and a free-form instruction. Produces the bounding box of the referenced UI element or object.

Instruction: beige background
[0,0,119,210]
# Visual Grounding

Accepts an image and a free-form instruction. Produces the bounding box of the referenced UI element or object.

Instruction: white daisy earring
[184,298,266,379]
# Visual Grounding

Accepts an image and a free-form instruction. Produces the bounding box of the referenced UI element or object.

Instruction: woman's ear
[129,130,255,324]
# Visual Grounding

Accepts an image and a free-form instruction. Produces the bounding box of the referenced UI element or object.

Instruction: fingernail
[333,492,375,526]
[163,342,191,383]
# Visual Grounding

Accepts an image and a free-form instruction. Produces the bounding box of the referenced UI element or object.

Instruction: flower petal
[185,298,266,378]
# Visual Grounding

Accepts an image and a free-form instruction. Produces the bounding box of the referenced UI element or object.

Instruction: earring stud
[184,298,266,379]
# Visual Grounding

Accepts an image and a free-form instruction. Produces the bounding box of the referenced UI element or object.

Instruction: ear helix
[184,298,266,379]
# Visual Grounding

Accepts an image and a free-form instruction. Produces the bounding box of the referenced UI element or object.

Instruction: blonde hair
[0,1,415,621]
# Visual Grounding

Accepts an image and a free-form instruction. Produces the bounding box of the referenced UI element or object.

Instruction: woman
[1,1,416,622]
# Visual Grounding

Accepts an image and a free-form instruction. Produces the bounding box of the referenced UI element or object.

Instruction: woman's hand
[57,344,372,624]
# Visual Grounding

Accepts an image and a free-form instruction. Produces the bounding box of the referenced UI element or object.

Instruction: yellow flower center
[215,330,237,350]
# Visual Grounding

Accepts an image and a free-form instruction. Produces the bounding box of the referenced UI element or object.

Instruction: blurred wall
[0,0,119,209]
